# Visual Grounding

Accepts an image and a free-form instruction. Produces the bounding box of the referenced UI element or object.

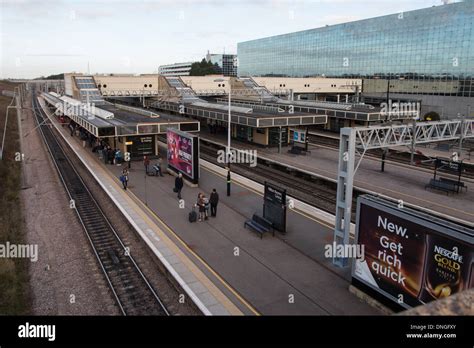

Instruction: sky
[0,0,454,78]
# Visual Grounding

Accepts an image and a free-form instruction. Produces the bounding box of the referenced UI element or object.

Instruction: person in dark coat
[120,168,129,190]
[174,173,184,199]
[107,147,114,165]
[209,188,219,217]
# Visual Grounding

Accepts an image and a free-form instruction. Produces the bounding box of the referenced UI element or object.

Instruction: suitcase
[188,207,197,223]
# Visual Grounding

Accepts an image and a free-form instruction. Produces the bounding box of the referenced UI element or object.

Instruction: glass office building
[206,52,238,76]
[238,1,474,98]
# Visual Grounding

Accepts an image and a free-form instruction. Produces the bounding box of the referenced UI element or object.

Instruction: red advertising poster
[353,196,473,308]
[166,129,196,181]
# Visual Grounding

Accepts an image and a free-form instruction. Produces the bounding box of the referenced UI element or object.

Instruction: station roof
[150,100,327,128]
[230,98,418,121]
[41,92,200,138]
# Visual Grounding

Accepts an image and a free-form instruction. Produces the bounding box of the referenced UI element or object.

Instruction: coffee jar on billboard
[418,234,473,303]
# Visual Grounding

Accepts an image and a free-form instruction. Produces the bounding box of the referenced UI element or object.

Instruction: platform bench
[244,214,274,239]
[425,178,457,195]
[439,177,467,193]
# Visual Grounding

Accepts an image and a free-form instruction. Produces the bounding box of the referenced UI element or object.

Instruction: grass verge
[0,81,31,314]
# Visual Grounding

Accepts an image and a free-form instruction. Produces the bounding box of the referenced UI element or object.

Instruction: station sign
[435,158,463,176]
[263,182,287,233]
[166,128,199,184]
[126,135,154,158]
[352,195,473,309]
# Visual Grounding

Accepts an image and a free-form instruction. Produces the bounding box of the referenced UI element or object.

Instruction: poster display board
[263,182,287,233]
[352,195,473,309]
[166,128,199,184]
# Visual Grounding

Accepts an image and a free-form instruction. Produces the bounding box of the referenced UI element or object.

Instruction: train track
[32,93,169,316]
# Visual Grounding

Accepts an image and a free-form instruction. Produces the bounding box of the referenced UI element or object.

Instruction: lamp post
[214,77,232,196]
[214,78,231,158]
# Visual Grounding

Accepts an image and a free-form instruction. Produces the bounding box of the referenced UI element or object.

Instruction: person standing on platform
[120,168,129,190]
[153,156,164,177]
[143,155,150,174]
[157,156,164,176]
[209,189,219,217]
[197,194,206,222]
[174,173,184,199]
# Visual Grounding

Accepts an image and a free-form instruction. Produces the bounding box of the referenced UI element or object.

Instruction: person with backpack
[209,189,219,217]
[174,173,184,199]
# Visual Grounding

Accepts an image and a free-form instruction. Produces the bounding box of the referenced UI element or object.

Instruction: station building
[59,72,416,147]
[237,1,474,119]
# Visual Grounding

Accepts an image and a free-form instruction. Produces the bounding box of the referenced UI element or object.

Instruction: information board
[263,182,287,233]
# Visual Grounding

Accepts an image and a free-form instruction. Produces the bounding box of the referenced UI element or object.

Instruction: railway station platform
[201,133,474,225]
[38,97,243,316]
[39,97,379,315]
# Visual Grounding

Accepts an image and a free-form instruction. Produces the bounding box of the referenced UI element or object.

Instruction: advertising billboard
[352,195,473,309]
[290,128,307,144]
[166,128,199,184]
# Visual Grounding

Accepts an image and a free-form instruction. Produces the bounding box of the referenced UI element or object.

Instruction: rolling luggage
[188,207,197,223]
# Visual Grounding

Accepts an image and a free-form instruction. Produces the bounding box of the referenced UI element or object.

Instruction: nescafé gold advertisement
[353,196,473,308]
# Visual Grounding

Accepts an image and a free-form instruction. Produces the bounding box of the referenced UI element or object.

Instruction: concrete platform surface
[104,154,379,315]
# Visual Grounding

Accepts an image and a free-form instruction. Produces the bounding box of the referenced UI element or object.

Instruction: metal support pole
[0,108,9,161]
[459,112,465,159]
[278,126,282,154]
[333,127,356,267]
[227,169,231,196]
[145,173,148,205]
[228,79,231,160]
[410,121,416,165]
[381,149,386,172]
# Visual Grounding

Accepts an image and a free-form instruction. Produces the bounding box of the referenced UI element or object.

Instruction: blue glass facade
[238,2,474,96]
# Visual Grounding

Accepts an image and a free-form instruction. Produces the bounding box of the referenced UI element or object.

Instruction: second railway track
[32,93,169,316]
